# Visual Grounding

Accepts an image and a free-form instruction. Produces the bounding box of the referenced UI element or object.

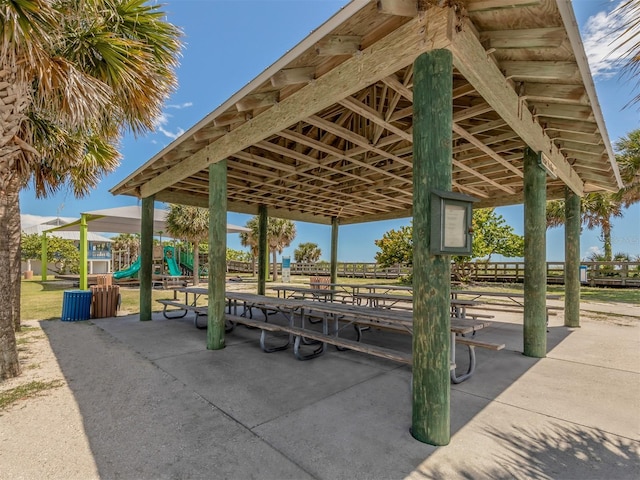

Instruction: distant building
[21,216,113,275]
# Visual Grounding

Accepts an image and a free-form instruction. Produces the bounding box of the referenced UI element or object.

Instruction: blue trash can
[61,290,93,321]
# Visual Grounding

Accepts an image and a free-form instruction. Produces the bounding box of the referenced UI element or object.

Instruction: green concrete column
[208,160,227,350]
[523,148,547,357]
[41,233,48,281]
[79,214,88,290]
[330,217,339,285]
[411,49,452,446]
[257,205,268,295]
[565,187,581,327]
[139,195,155,321]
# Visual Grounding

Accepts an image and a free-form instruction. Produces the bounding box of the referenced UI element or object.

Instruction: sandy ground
[1,297,638,479]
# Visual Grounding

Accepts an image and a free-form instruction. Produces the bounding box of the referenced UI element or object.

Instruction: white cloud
[582,245,603,260]
[166,102,193,109]
[152,112,185,140]
[582,0,640,78]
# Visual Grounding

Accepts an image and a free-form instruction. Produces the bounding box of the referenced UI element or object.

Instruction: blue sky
[20,0,640,262]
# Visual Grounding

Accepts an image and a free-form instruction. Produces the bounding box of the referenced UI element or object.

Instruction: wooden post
[208,160,227,350]
[565,187,581,327]
[139,195,154,321]
[41,233,48,281]
[411,49,452,446]
[330,217,339,285]
[257,205,268,295]
[523,148,547,357]
[79,214,88,290]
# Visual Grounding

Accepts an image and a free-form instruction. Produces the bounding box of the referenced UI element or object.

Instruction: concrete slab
[154,331,405,429]
[32,300,639,480]
[41,320,314,480]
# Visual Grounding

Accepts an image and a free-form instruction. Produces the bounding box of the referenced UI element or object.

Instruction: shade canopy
[44,206,249,235]
[111,0,621,226]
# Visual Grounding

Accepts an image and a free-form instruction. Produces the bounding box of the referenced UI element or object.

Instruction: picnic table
[450,289,563,320]
[353,292,483,319]
[156,286,211,329]
[270,285,340,302]
[224,293,503,383]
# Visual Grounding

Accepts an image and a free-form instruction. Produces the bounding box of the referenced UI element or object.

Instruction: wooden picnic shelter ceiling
[111,0,622,226]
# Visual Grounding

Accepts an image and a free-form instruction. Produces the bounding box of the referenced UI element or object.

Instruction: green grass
[0,380,64,410]
[451,282,639,304]
[20,277,181,321]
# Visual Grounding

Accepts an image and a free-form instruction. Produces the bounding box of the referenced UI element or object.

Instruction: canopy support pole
[565,187,581,327]
[140,196,155,321]
[330,217,339,284]
[208,160,227,350]
[411,49,452,446]
[523,148,547,357]
[79,214,88,290]
[41,233,48,281]
[258,205,268,295]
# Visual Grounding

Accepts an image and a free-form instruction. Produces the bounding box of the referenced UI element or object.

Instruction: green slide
[164,246,182,276]
[113,257,141,279]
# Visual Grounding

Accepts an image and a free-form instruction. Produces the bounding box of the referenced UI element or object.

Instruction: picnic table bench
[451,289,563,321]
[157,286,233,331]
[224,293,504,383]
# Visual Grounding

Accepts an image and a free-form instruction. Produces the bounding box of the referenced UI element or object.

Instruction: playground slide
[165,252,182,276]
[113,257,141,280]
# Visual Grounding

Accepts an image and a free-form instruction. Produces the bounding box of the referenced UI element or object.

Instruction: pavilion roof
[111,0,621,225]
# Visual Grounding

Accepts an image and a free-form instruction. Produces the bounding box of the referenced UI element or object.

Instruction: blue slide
[113,257,141,279]
[164,246,182,276]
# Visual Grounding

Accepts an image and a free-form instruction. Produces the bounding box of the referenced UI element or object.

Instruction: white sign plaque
[443,203,467,248]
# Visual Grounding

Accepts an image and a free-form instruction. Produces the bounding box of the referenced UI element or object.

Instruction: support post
[79,214,88,290]
[411,49,452,446]
[257,205,268,295]
[330,217,339,285]
[140,196,155,321]
[565,187,581,327]
[523,148,547,357]
[208,160,227,350]
[41,233,48,281]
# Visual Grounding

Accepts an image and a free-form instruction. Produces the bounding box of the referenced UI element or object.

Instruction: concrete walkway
[34,304,639,479]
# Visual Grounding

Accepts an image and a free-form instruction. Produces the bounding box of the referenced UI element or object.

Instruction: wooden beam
[338,96,412,142]
[480,27,566,49]
[270,67,315,88]
[466,0,541,13]
[452,123,523,177]
[213,112,251,127]
[521,84,588,105]
[141,9,453,198]
[315,35,361,56]
[306,115,412,167]
[235,91,279,112]
[534,104,594,122]
[448,18,584,195]
[501,61,580,82]
[377,0,417,17]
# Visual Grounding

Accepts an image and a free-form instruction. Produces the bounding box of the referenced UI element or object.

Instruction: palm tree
[613,0,640,106]
[239,217,260,276]
[165,205,209,286]
[268,218,296,282]
[294,242,322,264]
[546,193,623,261]
[613,129,640,207]
[239,216,297,281]
[0,0,181,380]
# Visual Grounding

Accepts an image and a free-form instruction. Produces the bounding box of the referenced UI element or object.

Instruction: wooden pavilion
[111,0,622,445]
